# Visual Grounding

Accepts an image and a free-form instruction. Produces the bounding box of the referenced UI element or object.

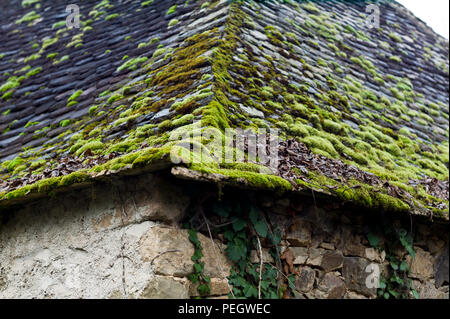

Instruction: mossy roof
[0,0,448,220]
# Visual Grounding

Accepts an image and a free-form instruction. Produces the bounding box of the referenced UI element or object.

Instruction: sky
[397,0,449,39]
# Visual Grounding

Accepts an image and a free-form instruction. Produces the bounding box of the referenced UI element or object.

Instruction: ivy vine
[367,226,419,299]
[187,229,211,297]
[185,196,298,299]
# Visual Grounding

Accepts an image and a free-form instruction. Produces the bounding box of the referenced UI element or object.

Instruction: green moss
[201,74,212,81]
[141,0,153,7]
[58,171,91,186]
[105,13,119,21]
[166,5,177,15]
[60,119,71,127]
[322,119,344,135]
[16,11,40,24]
[171,92,213,112]
[52,21,66,29]
[117,56,148,72]
[388,32,402,43]
[317,58,328,67]
[152,47,167,58]
[168,19,179,27]
[6,157,25,172]
[46,52,58,59]
[24,121,39,128]
[67,90,83,103]
[190,164,292,193]
[301,2,320,14]
[107,94,123,105]
[89,105,98,116]
[0,77,21,93]
[1,171,92,202]
[53,55,69,65]
[75,141,104,156]
[22,0,40,8]
[172,114,195,127]
[302,136,338,158]
[389,55,402,63]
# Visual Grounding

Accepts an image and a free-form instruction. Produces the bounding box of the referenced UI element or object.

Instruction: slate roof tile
[0,0,448,219]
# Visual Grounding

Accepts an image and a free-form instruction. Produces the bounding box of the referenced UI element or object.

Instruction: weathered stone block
[141,275,189,299]
[295,266,315,293]
[342,235,366,258]
[291,247,308,265]
[318,272,346,299]
[434,250,449,288]
[419,280,449,299]
[250,249,274,264]
[342,257,377,298]
[189,278,230,297]
[320,242,335,250]
[406,247,434,280]
[364,247,385,262]
[134,175,190,224]
[321,251,344,272]
[139,226,232,278]
[286,218,312,247]
[307,248,325,267]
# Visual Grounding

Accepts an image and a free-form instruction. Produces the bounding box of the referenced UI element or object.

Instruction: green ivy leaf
[249,206,259,225]
[261,280,270,291]
[213,202,231,218]
[288,274,296,293]
[232,218,247,232]
[406,245,415,260]
[399,261,409,272]
[389,289,399,299]
[384,292,390,299]
[269,230,282,245]
[390,260,399,270]
[412,289,419,299]
[188,273,199,284]
[226,239,247,262]
[191,249,203,261]
[223,230,234,242]
[367,232,380,248]
[243,284,258,298]
[188,229,201,249]
[198,284,210,296]
[254,220,268,238]
[194,262,204,273]
[379,279,387,289]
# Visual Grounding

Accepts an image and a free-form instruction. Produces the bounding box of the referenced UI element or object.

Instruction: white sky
[397,0,449,39]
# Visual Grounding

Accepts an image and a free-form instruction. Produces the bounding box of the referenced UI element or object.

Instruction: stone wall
[0,172,448,299]
[255,194,449,299]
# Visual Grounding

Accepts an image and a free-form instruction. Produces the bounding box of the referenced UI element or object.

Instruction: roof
[0,0,448,220]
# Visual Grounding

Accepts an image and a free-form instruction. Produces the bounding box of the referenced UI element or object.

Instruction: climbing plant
[217,202,282,298]
[188,229,211,297]
[184,195,297,299]
[367,226,419,299]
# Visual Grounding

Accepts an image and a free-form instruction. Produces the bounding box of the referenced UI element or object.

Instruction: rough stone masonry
[0,172,448,299]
